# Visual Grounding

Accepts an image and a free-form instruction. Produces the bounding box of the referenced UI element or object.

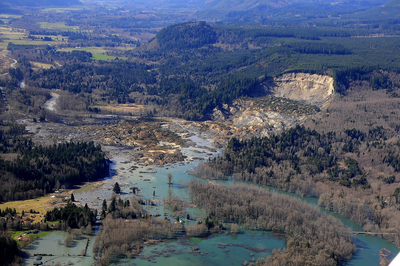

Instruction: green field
[10,230,54,248]
[6,39,60,46]
[59,47,127,60]
[38,22,80,30]
[0,14,23,18]
[60,46,107,53]
[91,53,127,60]
[30,61,55,69]
[0,27,66,48]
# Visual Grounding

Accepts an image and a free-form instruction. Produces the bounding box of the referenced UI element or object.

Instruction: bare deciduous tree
[167,173,173,186]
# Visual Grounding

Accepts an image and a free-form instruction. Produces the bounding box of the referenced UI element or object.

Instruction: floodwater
[23,231,96,266]
[118,231,284,266]
[44,92,60,111]
[23,127,400,266]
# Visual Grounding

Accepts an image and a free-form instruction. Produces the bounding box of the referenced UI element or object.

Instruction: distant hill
[204,0,291,10]
[156,21,217,50]
[194,0,396,23]
[1,0,82,7]
[381,0,400,6]
[120,0,390,12]
[353,0,400,18]
[202,0,388,10]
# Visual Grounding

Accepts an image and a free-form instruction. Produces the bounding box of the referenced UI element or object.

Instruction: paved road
[0,51,18,76]
[2,51,17,69]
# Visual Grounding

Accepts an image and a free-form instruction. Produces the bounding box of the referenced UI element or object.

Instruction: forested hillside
[0,122,108,202]
[6,20,399,120]
[195,71,400,247]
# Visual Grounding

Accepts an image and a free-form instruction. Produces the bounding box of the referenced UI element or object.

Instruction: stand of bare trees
[318,191,400,246]
[189,179,356,266]
[93,215,183,265]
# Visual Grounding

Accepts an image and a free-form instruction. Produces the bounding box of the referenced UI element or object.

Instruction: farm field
[38,22,80,31]
[59,47,127,60]
[60,47,108,53]
[0,26,66,48]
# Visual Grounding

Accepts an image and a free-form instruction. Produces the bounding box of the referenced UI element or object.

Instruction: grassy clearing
[30,61,54,69]
[6,40,61,46]
[43,7,85,12]
[58,47,128,60]
[11,230,54,248]
[38,22,91,32]
[0,42,8,49]
[60,46,108,53]
[0,33,26,39]
[97,103,145,113]
[0,196,53,223]
[73,181,105,194]
[38,22,79,30]
[0,27,66,48]
[10,231,25,240]
[115,46,136,51]
[0,14,23,18]
[37,231,54,238]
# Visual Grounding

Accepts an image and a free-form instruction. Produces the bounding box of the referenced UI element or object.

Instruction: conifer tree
[113,182,121,194]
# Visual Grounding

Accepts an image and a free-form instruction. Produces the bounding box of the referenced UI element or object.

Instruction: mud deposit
[21,115,400,266]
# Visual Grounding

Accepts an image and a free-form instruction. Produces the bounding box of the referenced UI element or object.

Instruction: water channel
[23,132,400,266]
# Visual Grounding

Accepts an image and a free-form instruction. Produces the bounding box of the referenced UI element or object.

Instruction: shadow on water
[24,241,40,251]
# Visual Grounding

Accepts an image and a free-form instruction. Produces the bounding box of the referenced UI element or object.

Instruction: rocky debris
[22,118,191,165]
[17,74,334,165]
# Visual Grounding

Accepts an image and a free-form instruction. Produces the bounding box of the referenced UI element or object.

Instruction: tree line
[0,124,109,202]
[45,202,97,229]
[0,232,20,266]
[189,179,355,265]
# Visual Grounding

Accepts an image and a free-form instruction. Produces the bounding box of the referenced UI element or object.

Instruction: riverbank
[18,117,400,266]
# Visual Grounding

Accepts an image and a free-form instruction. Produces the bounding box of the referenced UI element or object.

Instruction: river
[22,128,400,266]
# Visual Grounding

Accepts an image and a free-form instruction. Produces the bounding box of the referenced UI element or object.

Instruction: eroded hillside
[210,73,334,139]
[265,73,335,108]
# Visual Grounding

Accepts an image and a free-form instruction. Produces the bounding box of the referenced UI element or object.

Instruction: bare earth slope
[266,73,335,108]
[211,73,334,138]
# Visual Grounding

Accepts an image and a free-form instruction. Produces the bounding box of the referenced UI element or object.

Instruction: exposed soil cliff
[266,73,334,108]
[211,73,335,139]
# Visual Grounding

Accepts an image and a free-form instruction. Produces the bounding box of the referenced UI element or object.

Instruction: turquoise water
[105,156,400,266]
[25,136,400,265]
[116,231,284,266]
[23,231,95,266]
